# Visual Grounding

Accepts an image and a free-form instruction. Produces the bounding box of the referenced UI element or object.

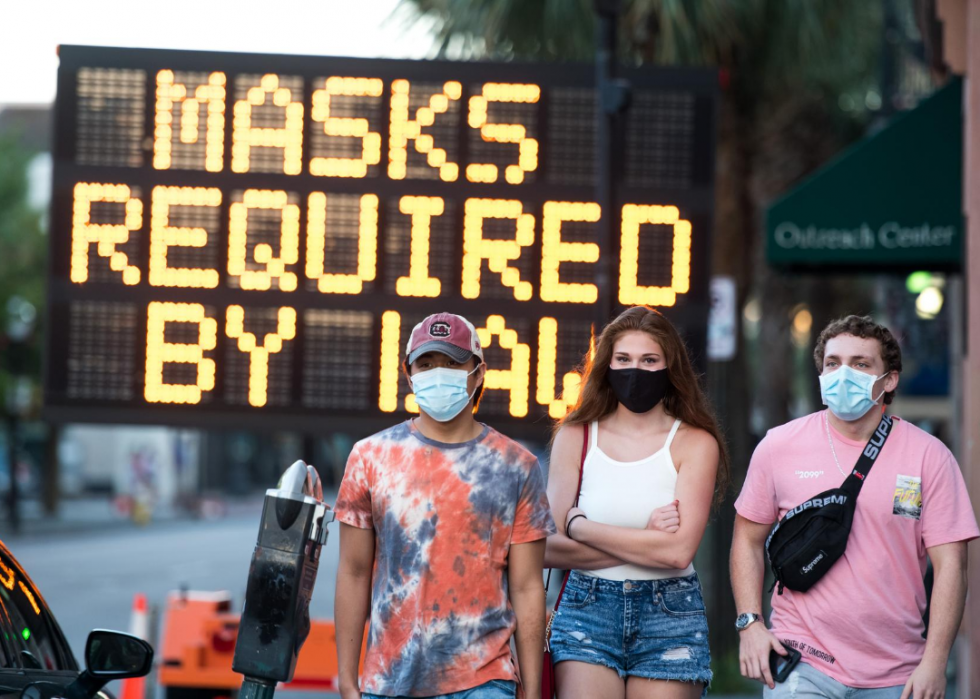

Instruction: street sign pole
[594,0,631,333]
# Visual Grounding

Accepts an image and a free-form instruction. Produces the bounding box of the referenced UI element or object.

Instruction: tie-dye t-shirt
[334,420,556,697]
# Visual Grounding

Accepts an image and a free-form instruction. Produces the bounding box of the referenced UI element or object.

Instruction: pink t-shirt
[735,411,979,688]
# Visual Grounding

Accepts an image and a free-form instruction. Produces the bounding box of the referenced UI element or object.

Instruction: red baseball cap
[406,313,484,365]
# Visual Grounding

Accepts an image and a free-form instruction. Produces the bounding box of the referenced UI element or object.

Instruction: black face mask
[607,368,670,414]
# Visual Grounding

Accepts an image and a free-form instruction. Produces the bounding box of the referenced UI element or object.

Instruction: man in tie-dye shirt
[335,313,556,699]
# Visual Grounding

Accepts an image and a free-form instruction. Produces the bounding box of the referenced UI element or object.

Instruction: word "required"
[71,183,693,307]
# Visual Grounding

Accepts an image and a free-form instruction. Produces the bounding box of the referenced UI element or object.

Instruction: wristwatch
[735,612,762,631]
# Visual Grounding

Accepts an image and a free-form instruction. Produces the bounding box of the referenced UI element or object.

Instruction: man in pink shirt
[731,315,978,698]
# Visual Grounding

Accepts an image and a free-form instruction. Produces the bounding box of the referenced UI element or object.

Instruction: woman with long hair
[545,305,730,698]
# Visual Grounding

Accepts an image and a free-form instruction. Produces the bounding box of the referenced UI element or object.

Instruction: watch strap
[736,612,762,630]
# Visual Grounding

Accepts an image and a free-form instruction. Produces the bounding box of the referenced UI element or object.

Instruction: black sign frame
[45,45,717,440]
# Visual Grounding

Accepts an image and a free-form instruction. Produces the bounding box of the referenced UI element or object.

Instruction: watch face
[736,613,756,629]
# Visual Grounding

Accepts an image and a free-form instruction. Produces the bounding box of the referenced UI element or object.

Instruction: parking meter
[232,460,335,699]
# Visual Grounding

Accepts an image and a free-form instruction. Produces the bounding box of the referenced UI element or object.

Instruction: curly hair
[812,315,902,405]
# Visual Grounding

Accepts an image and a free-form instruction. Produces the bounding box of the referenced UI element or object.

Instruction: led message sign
[46,46,716,436]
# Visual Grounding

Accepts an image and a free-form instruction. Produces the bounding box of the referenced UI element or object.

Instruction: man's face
[409,352,485,395]
[821,333,898,397]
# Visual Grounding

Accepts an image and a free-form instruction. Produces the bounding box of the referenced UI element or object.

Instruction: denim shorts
[549,571,712,690]
[363,679,516,699]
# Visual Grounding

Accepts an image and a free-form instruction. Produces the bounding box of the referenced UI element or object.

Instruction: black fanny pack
[765,414,893,595]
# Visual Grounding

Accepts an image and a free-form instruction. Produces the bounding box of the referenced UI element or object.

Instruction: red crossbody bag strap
[550,423,589,611]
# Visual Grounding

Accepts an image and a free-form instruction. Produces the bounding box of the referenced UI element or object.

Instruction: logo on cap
[429,322,451,338]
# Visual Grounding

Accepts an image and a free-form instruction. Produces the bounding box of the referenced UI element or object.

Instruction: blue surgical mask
[819,365,889,422]
[411,366,480,422]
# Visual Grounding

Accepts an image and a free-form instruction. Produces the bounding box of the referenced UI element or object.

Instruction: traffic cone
[119,594,149,699]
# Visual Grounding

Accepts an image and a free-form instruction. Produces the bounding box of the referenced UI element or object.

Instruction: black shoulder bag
[765,414,893,595]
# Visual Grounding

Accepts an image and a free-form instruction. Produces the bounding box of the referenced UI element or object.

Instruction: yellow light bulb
[536,317,583,417]
[465,83,540,185]
[461,198,535,300]
[618,205,693,307]
[388,80,459,181]
[149,186,221,289]
[232,75,304,175]
[379,310,402,412]
[71,182,142,285]
[154,71,226,172]
[305,192,378,294]
[144,302,217,404]
[477,316,530,417]
[310,76,383,178]
[228,190,299,292]
[225,305,296,407]
[395,196,445,298]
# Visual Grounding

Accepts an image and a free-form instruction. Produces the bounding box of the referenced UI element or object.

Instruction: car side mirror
[63,631,154,699]
[85,630,153,678]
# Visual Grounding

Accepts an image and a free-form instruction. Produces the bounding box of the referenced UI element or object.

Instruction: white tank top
[577,418,696,581]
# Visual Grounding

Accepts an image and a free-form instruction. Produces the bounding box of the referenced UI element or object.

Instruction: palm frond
[396,0,889,114]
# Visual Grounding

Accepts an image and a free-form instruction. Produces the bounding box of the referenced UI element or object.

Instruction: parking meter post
[232,460,334,698]
[239,679,276,699]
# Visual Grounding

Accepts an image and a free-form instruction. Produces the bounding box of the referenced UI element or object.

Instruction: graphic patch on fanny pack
[893,475,922,520]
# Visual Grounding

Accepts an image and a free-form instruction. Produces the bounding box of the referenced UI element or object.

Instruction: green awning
[766,77,963,270]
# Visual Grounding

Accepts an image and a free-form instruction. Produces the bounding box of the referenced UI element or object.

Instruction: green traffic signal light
[906,271,933,294]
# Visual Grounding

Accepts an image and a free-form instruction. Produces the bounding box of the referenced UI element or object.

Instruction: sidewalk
[3,494,267,540]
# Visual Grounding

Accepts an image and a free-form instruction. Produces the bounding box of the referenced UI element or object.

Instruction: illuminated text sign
[46,46,716,436]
